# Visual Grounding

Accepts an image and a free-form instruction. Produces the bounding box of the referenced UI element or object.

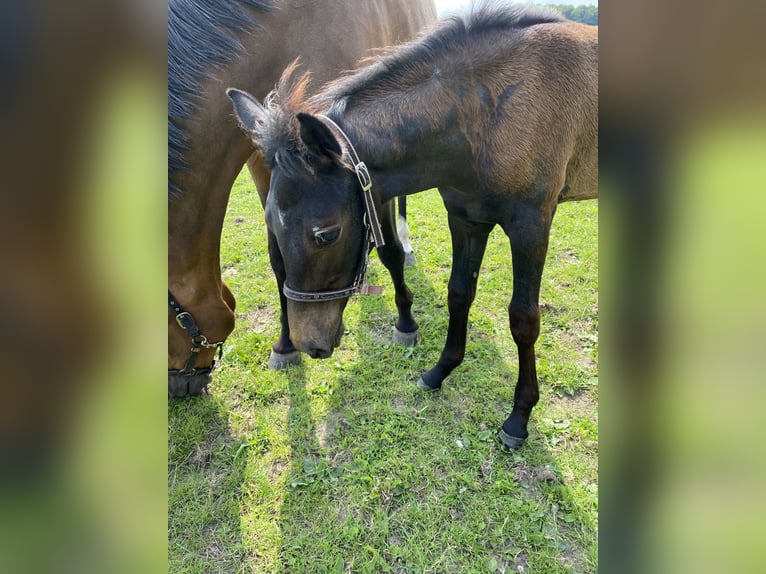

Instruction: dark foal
[228,3,597,448]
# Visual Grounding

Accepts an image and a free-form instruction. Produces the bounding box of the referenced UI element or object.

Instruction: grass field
[169,169,598,573]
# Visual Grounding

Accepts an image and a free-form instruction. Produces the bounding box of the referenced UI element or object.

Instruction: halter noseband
[168,291,224,377]
[281,115,385,303]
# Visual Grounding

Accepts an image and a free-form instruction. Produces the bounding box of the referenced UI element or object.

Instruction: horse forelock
[168,0,274,198]
[255,62,327,176]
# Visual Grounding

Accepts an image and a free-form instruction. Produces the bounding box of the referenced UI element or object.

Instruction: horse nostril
[307,345,333,359]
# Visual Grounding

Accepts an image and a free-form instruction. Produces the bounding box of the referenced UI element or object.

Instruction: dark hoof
[168,372,211,398]
[268,350,302,371]
[497,428,526,450]
[416,377,441,392]
[393,326,418,347]
[404,251,417,266]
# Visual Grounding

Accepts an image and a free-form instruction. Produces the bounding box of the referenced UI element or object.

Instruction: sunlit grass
[169,171,598,573]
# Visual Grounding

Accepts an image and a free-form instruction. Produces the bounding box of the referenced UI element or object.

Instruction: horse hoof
[268,350,302,371]
[393,326,418,347]
[497,428,526,450]
[404,251,417,266]
[168,372,210,398]
[416,377,441,392]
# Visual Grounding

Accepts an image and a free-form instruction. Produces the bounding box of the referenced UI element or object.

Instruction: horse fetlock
[417,365,449,391]
[499,411,530,450]
[393,326,418,347]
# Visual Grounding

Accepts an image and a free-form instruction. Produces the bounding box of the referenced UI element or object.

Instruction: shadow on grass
[167,394,249,572]
[274,246,597,572]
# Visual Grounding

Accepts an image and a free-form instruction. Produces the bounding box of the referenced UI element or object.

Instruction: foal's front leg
[248,152,301,370]
[418,215,493,390]
[376,201,418,345]
[265,229,302,370]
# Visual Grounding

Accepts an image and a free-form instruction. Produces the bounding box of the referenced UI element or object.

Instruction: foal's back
[452,14,598,204]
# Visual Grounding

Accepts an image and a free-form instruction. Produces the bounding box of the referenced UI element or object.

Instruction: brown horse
[168,0,436,396]
[228,3,597,448]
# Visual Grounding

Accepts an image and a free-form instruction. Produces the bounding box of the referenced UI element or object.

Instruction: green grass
[169,169,598,573]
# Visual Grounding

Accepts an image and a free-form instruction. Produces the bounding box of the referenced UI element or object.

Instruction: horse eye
[314,225,341,246]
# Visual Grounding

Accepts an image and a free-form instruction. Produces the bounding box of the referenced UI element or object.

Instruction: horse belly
[439,187,507,225]
[560,140,598,202]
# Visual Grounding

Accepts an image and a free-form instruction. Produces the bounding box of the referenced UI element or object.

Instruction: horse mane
[254,60,329,177]
[315,1,565,112]
[250,2,567,177]
[168,0,273,198]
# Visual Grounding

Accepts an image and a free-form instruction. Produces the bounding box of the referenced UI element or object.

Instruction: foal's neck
[334,93,472,203]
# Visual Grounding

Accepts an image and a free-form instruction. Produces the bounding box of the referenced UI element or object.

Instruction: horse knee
[447,280,474,312]
[509,302,540,345]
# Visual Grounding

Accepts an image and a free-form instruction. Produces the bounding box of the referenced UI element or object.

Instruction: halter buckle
[354,161,372,192]
[175,311,195,330]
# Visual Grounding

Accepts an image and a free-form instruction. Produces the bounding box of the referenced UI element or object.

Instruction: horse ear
[227,88,266,134]
[297,113,343,164]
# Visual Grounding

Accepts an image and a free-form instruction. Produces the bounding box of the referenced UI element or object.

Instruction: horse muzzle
[287,300,347,359]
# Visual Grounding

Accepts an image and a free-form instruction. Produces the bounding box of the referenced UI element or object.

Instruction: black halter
[281,115,385,303]
[168,291,224,376]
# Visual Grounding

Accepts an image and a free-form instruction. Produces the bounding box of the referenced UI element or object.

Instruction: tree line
[547,4,598,25]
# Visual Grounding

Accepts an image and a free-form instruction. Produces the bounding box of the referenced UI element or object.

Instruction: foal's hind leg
[418,215,493,390]
[377,201,418,345]
[498,206,553,449]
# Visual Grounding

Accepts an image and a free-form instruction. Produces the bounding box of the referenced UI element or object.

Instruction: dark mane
[168,0,273,197]
[252,61,329,177]
[315,1,564,111]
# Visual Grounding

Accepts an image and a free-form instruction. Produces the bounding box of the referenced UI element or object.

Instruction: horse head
[228,85,368,358]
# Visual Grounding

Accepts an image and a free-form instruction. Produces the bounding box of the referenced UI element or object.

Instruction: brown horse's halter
[281,115,386,303]
[168,291,224,376]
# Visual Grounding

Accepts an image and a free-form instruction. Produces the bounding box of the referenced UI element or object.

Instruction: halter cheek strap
[280,115,385,303]
[317,115,385,249]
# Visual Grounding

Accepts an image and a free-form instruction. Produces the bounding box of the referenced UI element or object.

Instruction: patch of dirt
[510,551,529,573]
[244,305,277,333]
[481,459,493,480]
[316,411,347,449]
[539,299,559,314]
[337,502,347,525]
[202,522,225,559]
[557,330,597,370]
[512,463,558,494]
[189,443,214,468]
[365,314,393,345]
[267,459,287,480]
[557,541,587,572]
[547,392,596,420]
[222,265,239,278]
[389,395,408,413]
